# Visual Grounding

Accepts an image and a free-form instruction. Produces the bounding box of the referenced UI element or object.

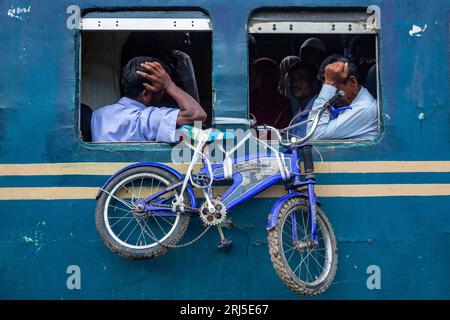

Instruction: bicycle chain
[132,203,212,249]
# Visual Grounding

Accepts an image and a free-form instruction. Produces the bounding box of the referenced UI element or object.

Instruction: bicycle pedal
[217,238,233,251]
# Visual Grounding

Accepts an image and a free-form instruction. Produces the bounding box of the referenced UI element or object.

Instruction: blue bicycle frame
[135,143,319,244]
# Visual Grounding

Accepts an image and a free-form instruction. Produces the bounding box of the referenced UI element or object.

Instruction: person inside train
[278,55,301,114]
[121,32,200,104]
[348,35,376,85]
[285,61,320,137]
[298,37,327,69]
[249,57,292,129]
[91,56,207,143]
[306,54,378,140]
[346,35,378,99]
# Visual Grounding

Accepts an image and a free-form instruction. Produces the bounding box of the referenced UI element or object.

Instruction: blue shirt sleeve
[306,85,378,140]
[141,107,180,143]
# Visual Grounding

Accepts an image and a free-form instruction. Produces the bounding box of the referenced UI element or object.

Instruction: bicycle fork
[307,180,319,245]
[291,145,319,249]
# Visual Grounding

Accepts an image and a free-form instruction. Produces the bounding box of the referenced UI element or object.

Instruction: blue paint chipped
[18,221,47,246]
[7,5,31,20]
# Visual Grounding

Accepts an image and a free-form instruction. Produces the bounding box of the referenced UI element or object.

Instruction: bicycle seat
[179,125,236,142]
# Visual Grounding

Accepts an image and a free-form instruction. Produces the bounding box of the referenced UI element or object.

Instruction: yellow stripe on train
[0,161,450,176]
[1,184,450,200]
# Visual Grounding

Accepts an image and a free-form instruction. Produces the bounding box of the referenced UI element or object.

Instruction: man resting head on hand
[91,56,207,143]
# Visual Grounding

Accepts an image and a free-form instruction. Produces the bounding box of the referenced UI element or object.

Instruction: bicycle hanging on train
[95,91,346,296]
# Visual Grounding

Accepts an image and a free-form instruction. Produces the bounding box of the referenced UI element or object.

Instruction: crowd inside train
[83,32,378,143]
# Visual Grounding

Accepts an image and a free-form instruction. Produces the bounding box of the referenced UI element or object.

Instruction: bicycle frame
[100,90,344,251]
[136,143,319,244]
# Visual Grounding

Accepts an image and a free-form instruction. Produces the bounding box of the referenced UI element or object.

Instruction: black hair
[121,56,168,99]
[349,35,375,58]
[317,54,361,84]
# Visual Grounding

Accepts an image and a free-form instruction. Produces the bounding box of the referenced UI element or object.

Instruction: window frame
[76,10,213,146]
[247,6,382,144]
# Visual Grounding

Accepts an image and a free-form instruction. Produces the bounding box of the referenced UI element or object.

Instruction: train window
[248,7,381,142]
[78,10,212,143]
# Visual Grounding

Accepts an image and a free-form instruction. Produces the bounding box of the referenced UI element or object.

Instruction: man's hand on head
[136,60,206,125]
[136,61,174,93]
[324,61,349,87]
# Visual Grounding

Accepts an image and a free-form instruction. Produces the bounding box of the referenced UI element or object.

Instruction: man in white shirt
[91,57,207,143]
[307,55,378,140]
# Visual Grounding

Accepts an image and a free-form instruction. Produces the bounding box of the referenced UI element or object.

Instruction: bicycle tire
[268,197,338,296]
[95,166,191,259]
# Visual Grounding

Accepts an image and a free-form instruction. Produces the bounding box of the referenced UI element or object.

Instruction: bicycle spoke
[108,216,135,219]
[113,192,134,208]
[108,204,132,215]
[301,210,306,236]
[313,249,326,259]
[309,251,325,274]
[101,188,133,209]
[282,230,295,243]
[122,184,136,205]
[136,228,144,246]
[137,219,151,247]
[153,181,162,198]
[138,219,150,244]
[142,218,159,244]
[292,252,304,275]
[281,230,294,247]
[124,220,140,243]
[109,211,133,228]
[156,214,176,227]
[142,228,147,246]
[282,238,296,250]
[282,227,297,255]
[116,216,135,238]
[131,179,136,200]
[138,178,144,200]
[298,252,304,279]
[305,213,310,241]
[286,245,297,264]
[305,252,313,282]
[150,178,154,196]
[295,215,306,234]
[297,249,313,270]
[151,214,167,236]
[283,246,296,255]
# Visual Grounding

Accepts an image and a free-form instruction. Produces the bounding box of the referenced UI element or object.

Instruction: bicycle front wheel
[268,197,338,296]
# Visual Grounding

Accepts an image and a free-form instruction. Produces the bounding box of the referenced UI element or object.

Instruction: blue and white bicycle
[95,92,345,296]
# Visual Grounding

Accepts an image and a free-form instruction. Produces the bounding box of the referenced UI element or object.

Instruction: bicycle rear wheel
[95,166,191,259]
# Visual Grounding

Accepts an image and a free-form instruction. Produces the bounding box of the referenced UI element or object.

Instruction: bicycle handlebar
[255,90,345,147]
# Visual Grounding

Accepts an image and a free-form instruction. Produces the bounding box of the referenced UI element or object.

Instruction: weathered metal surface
[0,0,448,299]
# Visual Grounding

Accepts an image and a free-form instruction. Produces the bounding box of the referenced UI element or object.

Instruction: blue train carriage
[0,0,449,299]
